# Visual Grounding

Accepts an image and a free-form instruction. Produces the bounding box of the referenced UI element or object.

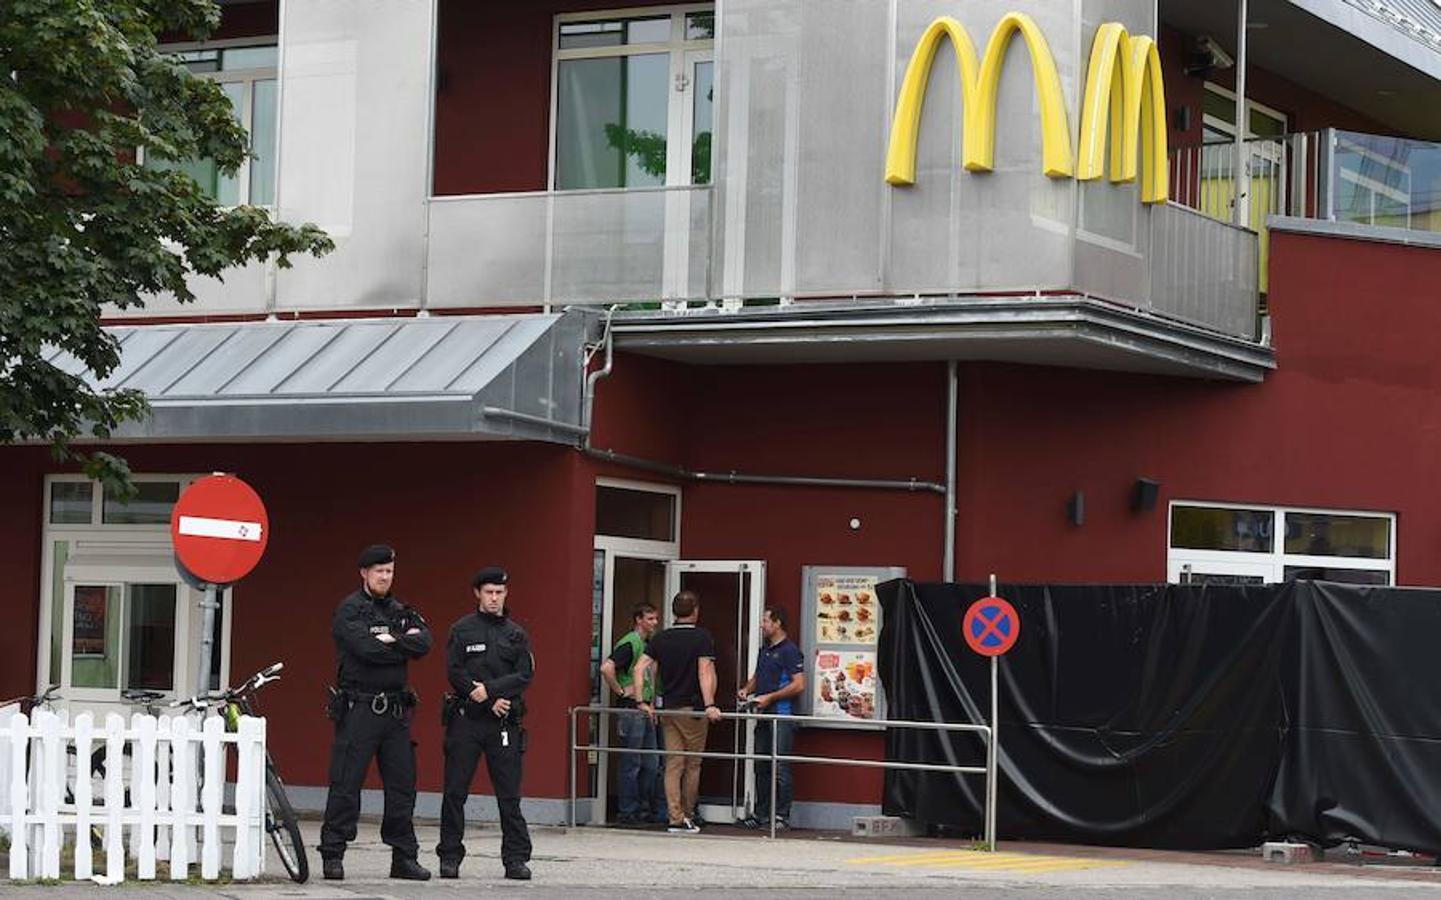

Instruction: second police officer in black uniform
[318,544,433,881]
[437,566,535,881]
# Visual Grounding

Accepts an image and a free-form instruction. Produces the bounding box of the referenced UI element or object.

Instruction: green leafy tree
[0,0,332,493]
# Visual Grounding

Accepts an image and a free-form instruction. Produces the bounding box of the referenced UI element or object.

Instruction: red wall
[0,442,594,799]
[433,0,675,196]
[953,229,1441,584]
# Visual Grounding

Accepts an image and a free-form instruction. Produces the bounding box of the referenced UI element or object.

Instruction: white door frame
[664,559,766,822]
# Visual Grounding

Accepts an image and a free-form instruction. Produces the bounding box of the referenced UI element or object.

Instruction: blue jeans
[616,710,665,820]
[753,718,797,822]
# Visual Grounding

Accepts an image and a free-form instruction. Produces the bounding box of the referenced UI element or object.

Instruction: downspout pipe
[582,306,617,445]
[944,360,957,581]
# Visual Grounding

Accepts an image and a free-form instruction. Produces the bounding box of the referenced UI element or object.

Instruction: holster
[441,692,461,727]
[325,685,350,722]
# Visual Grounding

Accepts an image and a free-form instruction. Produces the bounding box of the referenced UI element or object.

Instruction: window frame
[37,473,233,704]
[1201,83,1288,142]
[1167,500,1397,586]
[548,4,715,192]
[143,36,280,207]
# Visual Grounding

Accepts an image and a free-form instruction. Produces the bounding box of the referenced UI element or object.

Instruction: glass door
[663,560,765,824]
[62,577,185,704]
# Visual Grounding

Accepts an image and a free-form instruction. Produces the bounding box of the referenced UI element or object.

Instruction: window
[1168,502,1395,585]
[48,477,184,527]
[596,484,678,542]
[552,7,714,190]
[144,42,278,206]
[39,475,231,702]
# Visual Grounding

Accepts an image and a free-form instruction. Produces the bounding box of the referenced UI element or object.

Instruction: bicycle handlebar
[168,661,285,712]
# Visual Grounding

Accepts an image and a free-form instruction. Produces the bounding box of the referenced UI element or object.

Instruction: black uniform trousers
[437,710,531,866]
[319,702,419,860]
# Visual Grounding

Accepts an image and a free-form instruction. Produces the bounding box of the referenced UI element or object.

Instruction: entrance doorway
[664,560,765,825]
[592,479,681,822]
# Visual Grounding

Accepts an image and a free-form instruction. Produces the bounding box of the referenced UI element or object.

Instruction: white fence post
[135,713,157,880]
[0,703,14,841]
[7,712,28,881]
[200,716,223,881]
[155,716,171,863]
[231,717,264,880]
[72,713,94,881]
[168,716,192,880]
[103,713,125,882]
[37,710,62,880]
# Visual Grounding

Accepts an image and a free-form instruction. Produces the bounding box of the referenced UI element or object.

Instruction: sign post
[962,574,1020,851]
[170,474,269,695]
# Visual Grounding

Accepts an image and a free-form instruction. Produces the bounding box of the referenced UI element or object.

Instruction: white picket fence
[0,707,267,883]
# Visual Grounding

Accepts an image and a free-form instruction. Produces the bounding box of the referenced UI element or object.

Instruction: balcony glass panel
[1332,131,1441,233]
[426,186,710,307]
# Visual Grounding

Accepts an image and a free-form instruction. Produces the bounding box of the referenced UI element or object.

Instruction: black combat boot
[390,855,432,880]
[504,862,532,880]
[322,857,344,880]
[439,858,461,879]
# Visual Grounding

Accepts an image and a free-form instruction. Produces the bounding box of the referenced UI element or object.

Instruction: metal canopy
[55,313,592,442]
[612,298,1276,382]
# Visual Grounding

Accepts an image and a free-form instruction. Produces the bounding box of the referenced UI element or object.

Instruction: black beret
[472,566,508,589]
[358,544,396,569]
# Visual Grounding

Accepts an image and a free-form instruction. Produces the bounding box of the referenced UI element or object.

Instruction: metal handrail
[567,705,995,847]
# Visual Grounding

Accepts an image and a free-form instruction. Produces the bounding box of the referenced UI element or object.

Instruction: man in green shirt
[600,602,664,824]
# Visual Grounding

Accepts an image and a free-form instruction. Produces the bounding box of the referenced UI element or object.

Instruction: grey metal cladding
[56,313,586,442]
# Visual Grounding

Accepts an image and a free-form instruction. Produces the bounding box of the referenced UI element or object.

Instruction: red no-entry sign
[170,474,269,585]
[963,596,1020,657]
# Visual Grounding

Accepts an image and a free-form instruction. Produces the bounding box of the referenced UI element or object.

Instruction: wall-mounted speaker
[1067,490,1085,526]
[1133,478,1161,512]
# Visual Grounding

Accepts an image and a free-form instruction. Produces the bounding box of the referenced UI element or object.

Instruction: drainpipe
[581,306,617,446]
[1233,0,1250,228]
[943,361,957,582]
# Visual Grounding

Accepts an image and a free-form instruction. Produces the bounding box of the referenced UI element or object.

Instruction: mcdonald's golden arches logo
[885,13,1168,204]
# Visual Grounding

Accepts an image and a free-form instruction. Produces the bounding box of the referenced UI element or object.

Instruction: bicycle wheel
[264,764,309,883]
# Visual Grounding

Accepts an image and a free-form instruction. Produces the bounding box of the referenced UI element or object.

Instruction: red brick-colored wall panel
[433,0,678,196]
[1,441,593,798]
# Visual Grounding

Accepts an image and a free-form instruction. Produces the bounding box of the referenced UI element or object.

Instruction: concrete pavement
[7,818,1441,897]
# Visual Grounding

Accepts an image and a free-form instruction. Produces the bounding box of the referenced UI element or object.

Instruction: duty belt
[346,689,411,716]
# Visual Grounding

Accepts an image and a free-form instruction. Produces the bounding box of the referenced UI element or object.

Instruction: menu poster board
[800,565,905,725]
[814,575,880,645]
[72,585,110,657]
[813,650,878,721]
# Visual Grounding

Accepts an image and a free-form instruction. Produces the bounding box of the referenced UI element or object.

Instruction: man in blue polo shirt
[737,606,805,830]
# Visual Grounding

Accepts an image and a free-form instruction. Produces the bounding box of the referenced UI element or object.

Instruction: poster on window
[814,574,880,646]
[72,585,109,657]
[813,650,879,721]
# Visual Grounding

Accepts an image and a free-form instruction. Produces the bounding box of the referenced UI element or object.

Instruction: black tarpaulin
[876,579,1441,852]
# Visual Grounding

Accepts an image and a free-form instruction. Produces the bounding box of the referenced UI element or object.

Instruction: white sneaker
[667,818,701,834]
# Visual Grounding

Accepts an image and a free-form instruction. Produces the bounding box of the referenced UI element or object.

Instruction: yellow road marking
[847,851,1030,864]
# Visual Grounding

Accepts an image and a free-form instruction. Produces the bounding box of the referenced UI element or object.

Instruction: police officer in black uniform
[437,567,534,881]
[319,545,432,881]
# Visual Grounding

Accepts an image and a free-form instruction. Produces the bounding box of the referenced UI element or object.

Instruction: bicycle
[169,663,309,884]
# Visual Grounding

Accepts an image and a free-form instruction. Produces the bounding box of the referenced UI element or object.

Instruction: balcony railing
[426,186,710,309]
[1168,130,1441,291]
